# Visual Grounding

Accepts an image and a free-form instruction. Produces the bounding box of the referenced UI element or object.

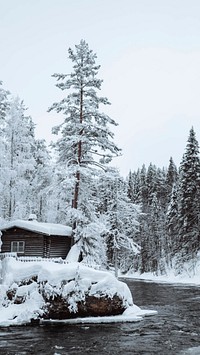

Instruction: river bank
[120,268,200,286]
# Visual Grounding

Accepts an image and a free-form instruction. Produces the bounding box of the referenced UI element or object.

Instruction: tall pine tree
[48,40,120,266]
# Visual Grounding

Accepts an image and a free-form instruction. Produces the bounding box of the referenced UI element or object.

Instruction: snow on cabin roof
[1,219,72,237]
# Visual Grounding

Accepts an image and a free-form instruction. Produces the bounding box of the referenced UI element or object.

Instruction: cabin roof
[1,219,72,237]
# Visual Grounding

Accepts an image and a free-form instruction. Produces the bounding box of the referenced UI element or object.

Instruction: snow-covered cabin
[0,219,72,259]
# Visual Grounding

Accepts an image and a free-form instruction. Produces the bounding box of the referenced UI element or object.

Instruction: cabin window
[11,241,25,253]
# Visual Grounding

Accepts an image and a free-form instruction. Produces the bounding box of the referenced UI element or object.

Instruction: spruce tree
[178,127,200,265]
[156,167,168,208]
[166,157,178,189]
[166,183,179,265]
[138,164,148,209]
[127,170,142,204]
[146,163,157,205]
[127,170,134,201]
[166,157,178,200]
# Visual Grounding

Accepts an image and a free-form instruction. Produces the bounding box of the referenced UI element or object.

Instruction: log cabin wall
[1,227,72,259]
[49,236,71,259]
[43,235,51,258]
[1,228,44,257]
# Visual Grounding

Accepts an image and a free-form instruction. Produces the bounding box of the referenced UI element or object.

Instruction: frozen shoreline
[120,271,200,286]
[40,308,157,325]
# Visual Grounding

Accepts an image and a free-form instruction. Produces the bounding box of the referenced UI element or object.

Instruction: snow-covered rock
[0,258,137,326]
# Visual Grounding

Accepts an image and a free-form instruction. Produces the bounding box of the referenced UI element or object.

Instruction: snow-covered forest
[0,40,199,277]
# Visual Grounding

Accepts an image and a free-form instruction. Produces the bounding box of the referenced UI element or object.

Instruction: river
[0,279,200,354]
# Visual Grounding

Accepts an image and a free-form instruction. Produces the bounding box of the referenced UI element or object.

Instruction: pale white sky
[1,0,200,176]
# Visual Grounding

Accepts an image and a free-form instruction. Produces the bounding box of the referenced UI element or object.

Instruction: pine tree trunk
[8,130,14,218]
[72,86,83,232]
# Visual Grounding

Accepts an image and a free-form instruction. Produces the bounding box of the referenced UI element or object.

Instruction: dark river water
[0,279,200,355]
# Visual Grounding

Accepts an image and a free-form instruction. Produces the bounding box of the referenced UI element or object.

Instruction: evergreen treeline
[127,127,200,275]
[0,41,199,275]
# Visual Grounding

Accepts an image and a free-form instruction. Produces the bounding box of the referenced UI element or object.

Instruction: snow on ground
[121,270,200,285]
[121,258,200,285]
[0,258,156,326]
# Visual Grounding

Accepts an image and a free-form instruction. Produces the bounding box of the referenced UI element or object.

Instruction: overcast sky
[1,0,200,176]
